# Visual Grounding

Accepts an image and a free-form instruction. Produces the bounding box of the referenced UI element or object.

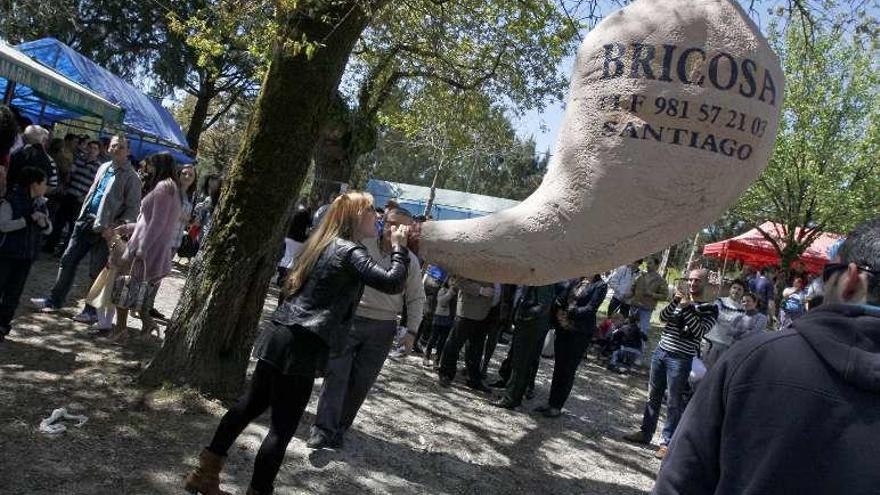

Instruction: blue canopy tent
[2,38,193,163]
[0,41,124,125]
[365,179,519,220]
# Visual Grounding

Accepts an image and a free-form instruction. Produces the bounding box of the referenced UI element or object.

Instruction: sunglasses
[822,262,880,282]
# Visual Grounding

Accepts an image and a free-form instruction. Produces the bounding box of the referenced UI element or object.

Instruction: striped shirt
[69,156,101,201]
[657,300,719,356]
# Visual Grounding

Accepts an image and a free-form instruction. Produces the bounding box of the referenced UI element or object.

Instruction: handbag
[112,258,148,310]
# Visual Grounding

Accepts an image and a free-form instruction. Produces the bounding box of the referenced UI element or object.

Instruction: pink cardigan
[121,179,182,281]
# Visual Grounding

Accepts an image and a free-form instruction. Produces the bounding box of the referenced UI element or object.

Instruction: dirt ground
[1,257,664,494]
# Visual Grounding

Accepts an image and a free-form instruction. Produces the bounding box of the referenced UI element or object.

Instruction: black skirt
[252,321,330,377]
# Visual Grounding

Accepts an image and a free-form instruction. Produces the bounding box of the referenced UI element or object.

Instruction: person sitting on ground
[701,278,747,368]
[184,191,410,495]
[607,313,646,373]
[594,312,625,358]
[423,280,457,368]
[654,218,880,494]
[0,167,51,341]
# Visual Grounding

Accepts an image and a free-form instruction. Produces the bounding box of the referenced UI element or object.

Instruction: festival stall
[0,41,123,125]
[702,221,842,274]
[1,38,192,163]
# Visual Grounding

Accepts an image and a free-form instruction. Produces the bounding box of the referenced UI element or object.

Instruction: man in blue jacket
[654,218,880,494]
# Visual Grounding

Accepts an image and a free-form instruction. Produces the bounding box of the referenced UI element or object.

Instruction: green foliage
[731,14,879,271]
[354,84,547,201]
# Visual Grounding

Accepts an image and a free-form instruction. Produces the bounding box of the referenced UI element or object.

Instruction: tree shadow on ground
[1,257,659,494]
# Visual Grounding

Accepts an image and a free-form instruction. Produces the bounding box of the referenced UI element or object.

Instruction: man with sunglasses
[654,219,880,494]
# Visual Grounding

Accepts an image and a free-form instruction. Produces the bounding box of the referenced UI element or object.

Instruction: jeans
[636,307,653,337]
[313,317,398,437]
[208,361,314,493]
[610,347,642,367]
[439,316,489,385]
[48,220,108,309]
[548,329,592,409]
[0,258,33,329]
[639,347,693,445]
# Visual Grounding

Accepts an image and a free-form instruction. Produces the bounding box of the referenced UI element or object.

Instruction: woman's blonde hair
[284,191,374,297]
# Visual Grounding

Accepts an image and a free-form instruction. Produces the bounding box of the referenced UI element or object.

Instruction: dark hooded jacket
[654,304,880,495]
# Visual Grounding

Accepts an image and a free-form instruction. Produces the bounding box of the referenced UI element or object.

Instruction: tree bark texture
[141,2,383,398]
[185,72,216,153]
[312,95,377,203]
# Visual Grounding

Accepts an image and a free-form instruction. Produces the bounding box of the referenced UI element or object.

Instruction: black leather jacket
[262,238,409,365]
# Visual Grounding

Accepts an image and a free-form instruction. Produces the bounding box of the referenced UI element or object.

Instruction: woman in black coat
[536,274,608,417]
[185,191,410,495]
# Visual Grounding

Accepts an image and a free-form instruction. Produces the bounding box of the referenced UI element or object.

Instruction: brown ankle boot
[184,448,231,495]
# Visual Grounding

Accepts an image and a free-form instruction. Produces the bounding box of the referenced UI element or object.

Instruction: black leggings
[208,360,314,493]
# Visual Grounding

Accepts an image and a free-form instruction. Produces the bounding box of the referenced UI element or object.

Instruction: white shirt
[608,265,636,299]
[278,238,303,269]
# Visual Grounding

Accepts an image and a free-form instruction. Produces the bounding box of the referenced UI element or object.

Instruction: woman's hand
[390,224,409,248]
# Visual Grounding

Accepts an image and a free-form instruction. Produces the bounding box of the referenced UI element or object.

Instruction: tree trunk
[186,73,216,153]
[140,2,383,398]
[312,96,378,204]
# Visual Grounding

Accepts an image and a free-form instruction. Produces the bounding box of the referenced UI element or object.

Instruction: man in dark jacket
[654,218,880,495]
[491,284,555,409]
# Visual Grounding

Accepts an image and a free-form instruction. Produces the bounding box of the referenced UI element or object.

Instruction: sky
[513,54,575,158]
[509,0,862,158]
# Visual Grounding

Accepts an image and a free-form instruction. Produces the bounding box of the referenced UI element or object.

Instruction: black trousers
[439,316,488,385]
[415,313,434,348]
[502,319,549,404]
[480,305,503,375]
[44,194,81,253]
[548,329,592,409]
[0,258,33,330]
[208,360,315,493]
[425,318,453,360]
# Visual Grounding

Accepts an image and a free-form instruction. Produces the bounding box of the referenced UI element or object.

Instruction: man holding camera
[623,268,718,459]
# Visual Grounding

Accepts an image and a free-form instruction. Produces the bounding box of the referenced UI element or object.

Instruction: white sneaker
[30,298,58,313]
[72,312,98,324]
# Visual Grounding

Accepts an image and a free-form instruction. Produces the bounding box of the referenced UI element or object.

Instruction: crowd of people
[0,103,221,340]
[3,103,879,494]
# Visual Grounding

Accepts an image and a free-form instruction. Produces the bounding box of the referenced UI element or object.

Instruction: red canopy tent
[703,221,843,274]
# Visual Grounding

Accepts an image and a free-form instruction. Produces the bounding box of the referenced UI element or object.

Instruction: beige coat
[630,271,668,310]
[452,278,495,321]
